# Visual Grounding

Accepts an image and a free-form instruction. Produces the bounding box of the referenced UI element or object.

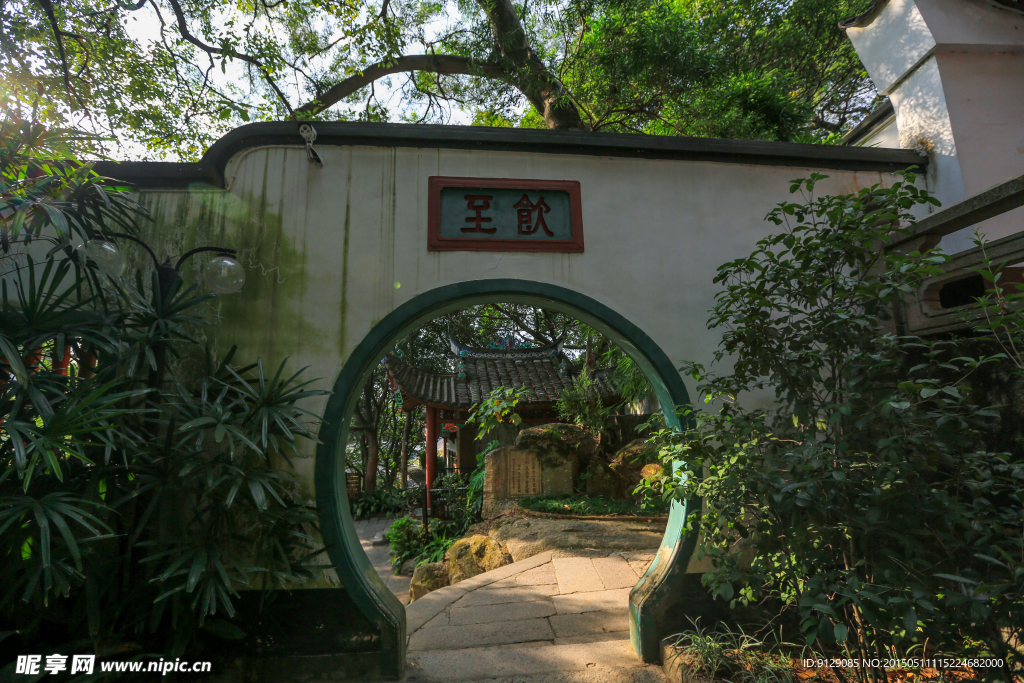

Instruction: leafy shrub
[645,171,1023,681]
[670,620,794,683]
[556,368,610,433]
[466,386,530,435]
[350,487,415,519]
[418,519,465,565]
[384,517,425,569]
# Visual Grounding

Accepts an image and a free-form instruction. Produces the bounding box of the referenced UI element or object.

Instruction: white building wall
[137,145,897,499]
[844,0,1024,252]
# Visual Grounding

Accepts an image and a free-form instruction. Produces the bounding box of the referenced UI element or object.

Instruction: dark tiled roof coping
[92,121,926,189]
[384,354,619,410]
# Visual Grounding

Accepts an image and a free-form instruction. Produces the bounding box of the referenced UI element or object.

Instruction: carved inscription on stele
[508,450,541,497]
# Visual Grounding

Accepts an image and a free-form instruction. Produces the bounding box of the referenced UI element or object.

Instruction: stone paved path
[353,516,411,605]
[404,550,667,683]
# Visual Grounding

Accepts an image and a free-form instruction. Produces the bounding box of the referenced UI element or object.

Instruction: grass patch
[519,494,668,516]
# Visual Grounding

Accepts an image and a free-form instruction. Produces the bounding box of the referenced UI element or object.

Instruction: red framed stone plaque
[427,177,584,252]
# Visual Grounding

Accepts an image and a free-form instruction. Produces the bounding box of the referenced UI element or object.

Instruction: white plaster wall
[937,50,1024,245]
[915,0,1024,49]
[845,0,936,94]
[147,145,895,497]
[886,55,969,253]
[846,1,967,252]
[858,117,901,149]
[845,0,1024,252]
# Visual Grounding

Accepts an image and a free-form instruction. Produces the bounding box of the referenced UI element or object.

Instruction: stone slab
[449,600,557,625]
[455,551,554,592]
[406,585,468,633]
[628,560,653,578]
[554,633,636,645]
[406,639,646,681]
[405,666,668,683]
[451,583,560,608]
[516,563,558,586]
[408,617,555,651]
[591,556,640,590]
[421,611,449,629]
[551,587,631,615]
[551,549,615,559]
[553,557,605,594]
[479,577,520,590]
[549,608,630,638]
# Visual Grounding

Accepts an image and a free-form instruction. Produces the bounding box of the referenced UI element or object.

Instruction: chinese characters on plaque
[508,450,541,497]
[428,177,583,252]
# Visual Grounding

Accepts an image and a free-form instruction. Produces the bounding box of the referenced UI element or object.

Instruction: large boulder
[409,562,449,602]
[607,439,662,499]
[514,423,600,469]
[639,463,664,481]
[612,439,660,468]
[444,535,513,584]
[584,459,622,499]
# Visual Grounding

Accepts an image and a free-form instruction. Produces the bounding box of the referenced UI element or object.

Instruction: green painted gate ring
[314,279,700,676]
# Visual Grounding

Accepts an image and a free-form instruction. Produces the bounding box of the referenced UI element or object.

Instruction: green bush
[644,171,1023,681]
[556,368,610,433]
[384,517,425,569]
[419,519,465,565]
[382,517,468,570]
[670,620,794,683]
[350,487,415,519]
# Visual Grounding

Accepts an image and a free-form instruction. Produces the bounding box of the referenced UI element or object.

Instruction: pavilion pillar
[425,405,439,508]
[457,423,477,473]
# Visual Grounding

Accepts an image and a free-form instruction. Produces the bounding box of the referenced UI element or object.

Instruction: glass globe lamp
[205,254,246,294]
[83,238,127,277]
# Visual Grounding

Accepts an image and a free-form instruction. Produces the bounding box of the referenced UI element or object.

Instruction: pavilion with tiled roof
[385,334,621,495]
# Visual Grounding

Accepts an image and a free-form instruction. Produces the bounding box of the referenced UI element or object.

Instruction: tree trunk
[363,432,380,494]
[481,0,586,130]
[294,0,587,130]
[398,410,412,489]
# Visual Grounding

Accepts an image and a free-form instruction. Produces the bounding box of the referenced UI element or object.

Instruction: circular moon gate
[314,279,701,680]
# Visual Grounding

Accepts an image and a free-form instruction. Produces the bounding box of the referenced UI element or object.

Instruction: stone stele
[482,445,575,518]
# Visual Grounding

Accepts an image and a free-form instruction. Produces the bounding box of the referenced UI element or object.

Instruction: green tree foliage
[646,172,1023,680]
[557,0,874,138]
[0,120,330,665]
[556,368,610,433]
[349,303,654,494]
[1,0,874,157]
[467,386,530,434]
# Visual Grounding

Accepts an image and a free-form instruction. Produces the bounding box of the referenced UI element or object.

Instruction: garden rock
[515,423,599,467]
[409,562,449,602]
[444,535,513,584]
[489,517,665,561]
[585,459,623,499]
[639,463,664,481]
[397,559,416,576]
[612,439,659,468]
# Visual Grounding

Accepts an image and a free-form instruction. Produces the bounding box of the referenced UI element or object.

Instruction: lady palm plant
[0,117,330,668]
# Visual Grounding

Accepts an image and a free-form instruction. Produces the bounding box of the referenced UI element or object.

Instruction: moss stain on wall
[136,180,325,372]
[338,153,352,360]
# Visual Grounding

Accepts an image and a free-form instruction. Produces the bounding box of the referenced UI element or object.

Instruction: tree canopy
[2,0,876,158]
